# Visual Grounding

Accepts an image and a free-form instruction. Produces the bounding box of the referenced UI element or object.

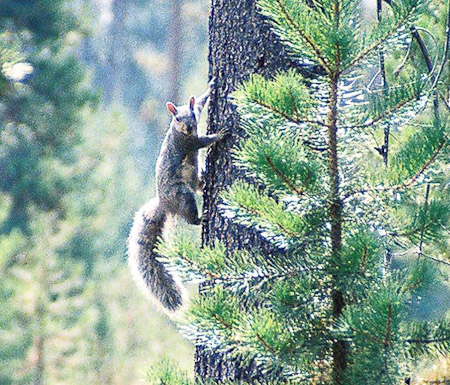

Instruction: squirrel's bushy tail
[128,197,186,314]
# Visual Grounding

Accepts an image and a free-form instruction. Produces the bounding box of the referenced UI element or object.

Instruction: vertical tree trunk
[105,0,127,105]
[197,0,320,382]
[168,0,183,104]
[33,336,45,385]
[34,281,46,385]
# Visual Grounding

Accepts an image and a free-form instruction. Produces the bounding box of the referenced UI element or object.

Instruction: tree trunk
[34,284,46,385]
[33,336,45,385]
[168,0,183,104]
[197,0,320,382]
[105,0,127,105]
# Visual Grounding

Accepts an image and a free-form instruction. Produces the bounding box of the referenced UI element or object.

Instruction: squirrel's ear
[189,96,195,111]
[166,102,177,115]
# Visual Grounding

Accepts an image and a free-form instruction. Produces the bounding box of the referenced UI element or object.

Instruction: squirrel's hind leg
[176,187,201,225]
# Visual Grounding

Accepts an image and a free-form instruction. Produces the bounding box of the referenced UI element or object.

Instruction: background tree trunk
[197,0,320,382]
[33,336,45,385]
[105,0,127,106]
[168,0,183,104]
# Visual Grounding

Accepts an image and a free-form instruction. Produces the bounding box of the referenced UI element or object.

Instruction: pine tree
[161,0,450,383]
[9,215,95,385]
[0,0,94,233]
[197,0,322,379]
[0,194,30,385]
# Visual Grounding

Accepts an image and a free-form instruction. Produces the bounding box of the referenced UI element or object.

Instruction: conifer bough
[160,0,450,383]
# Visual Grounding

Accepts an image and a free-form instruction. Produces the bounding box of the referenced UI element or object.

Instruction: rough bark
[197,0,319,382]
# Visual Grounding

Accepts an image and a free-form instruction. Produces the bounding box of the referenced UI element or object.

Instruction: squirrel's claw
[217,127,230,140]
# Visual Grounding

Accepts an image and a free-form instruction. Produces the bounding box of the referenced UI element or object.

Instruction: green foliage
[147,360,193,385]
[0,1,197,383]
[257,0,357,71]
[0,0,96,233]
[158,0,450,383]
[347,0,427,71]
[0,0,78,43]
[158,235,229,279]
[385,121,448,185]
[235,134,323,196]
[358,75,430,129]
[233,71,318,124]
[0,195,30,385]
[408,318,450,357]
[335,230,383,292]
[146,360,247,385]
[405,258,441,293]
[339,277,410,385]
[394,192,450,244]
[223,182,325,247]
[258,0,426,73]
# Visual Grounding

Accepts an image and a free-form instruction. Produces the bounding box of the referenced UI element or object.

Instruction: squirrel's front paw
[217,127,230,140]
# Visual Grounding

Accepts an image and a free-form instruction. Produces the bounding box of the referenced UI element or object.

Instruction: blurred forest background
[0,0,208,383]
[2,0,450,384]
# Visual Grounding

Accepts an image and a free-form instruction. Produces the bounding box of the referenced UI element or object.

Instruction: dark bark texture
[196,0,319,382]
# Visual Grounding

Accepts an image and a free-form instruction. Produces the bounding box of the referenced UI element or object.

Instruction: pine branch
[344,135,448,200]
[222,183,325,245]
[255,99,328,128]
[411,26,434,74]
[418,184,431,257]
[377,0,391,166]
[342,78,429,130]
[405,137,447,186]
[273,0,332,72]
[235,203,299,238]
[407,337,450,344]
[213,314,233,330]
[344,0,424,73]
[234,71,327,128]
[384,304,393,347]
[406,318,450,357]
[264,155,304,196]
[430,0,450,91]
[422,253,450,268]
[256,332,276,354]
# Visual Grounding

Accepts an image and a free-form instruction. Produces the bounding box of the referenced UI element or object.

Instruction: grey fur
[128,80,227,313]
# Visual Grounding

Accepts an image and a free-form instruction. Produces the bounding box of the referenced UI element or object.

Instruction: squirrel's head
[166,97,200,136]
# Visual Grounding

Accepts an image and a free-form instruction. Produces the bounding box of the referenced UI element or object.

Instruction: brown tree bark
[196,0,321,382]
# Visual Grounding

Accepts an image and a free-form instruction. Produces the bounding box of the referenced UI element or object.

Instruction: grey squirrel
[128,79,227,314]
